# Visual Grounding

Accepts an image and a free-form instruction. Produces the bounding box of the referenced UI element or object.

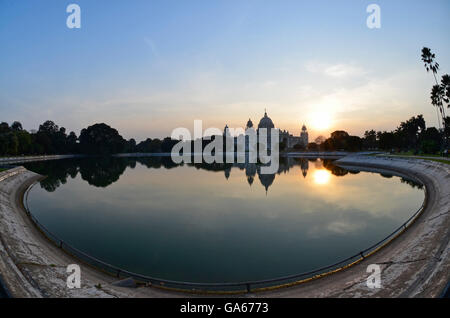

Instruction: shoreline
[0,156,448,297]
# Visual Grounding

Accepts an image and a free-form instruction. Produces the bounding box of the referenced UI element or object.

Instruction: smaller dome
[302,124,307,131]
[246,118,253,129]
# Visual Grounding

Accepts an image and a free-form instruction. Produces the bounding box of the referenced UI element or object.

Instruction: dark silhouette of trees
[136,138,162,153]
[421,47,446,128]
[319,130,362,151]
[421,47,449,149]
[363,130,377,149]
[161,137,179,153]
[306,142,319,151]
[0,121,32,155]
[395,115,426,151]
[0,113,446,157]
[79,123,126,155]
[0,119,183,156]
[377,131,396,151]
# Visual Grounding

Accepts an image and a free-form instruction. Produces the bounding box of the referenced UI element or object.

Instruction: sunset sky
[1,0,449,141]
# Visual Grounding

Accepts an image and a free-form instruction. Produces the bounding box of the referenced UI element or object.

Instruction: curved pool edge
[0,156,449,298]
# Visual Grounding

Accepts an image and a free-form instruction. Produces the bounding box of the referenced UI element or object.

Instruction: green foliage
[420,140,440,154]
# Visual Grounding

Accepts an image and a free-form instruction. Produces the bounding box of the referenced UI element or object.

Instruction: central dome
[258,111,274,129]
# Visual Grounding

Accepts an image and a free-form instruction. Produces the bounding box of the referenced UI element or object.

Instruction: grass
[395,152,442,158]
[384,155,449,165]
[426,158,450,165]
[369,152,450,165]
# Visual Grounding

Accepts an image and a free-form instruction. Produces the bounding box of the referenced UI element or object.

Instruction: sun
[310,112,332,131]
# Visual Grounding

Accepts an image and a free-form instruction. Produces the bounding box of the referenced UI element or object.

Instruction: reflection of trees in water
[24,159,80,192]
[135,156,178,169]
[24,156,423,193]
[26,156,185,191]
[400,177,424,189]
[322,160,349,177]
[78,157,129,187]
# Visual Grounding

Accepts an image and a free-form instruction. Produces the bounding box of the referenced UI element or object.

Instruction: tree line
[0,113,447,156]
[0,121,178,156]
[303,114,447,153]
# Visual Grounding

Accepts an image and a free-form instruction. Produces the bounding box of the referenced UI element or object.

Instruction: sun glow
[313,169,331,185]
[310,112,332,131]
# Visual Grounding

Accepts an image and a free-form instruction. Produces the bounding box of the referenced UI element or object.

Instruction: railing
[0,155,78,164]
[21,177,427,294]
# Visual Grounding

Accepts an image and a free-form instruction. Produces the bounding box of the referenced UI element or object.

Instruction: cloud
[305,61,366,78]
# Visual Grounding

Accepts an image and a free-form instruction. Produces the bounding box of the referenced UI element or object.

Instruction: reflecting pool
[24,156,424,283]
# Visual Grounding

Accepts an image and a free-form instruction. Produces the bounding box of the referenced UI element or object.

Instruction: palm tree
[421,47,446,128]
[441,74,450,105]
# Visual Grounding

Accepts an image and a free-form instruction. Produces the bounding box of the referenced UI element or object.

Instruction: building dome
[258,111,275,129]
[246,118,254,129]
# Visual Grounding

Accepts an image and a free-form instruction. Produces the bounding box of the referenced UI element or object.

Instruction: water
[23,156,424,283]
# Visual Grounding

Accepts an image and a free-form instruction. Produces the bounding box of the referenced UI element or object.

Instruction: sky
[1,0,449,142]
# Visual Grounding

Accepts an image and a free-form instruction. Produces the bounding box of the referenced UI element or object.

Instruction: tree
[11,121,23,131]
[444,117,450,140]
[79,123,126,155]
[346,136,362,151]
[363,130,377,149]
[66,131,78,154]
[419,127,441,154]
[161,137,178,153]
[314,135,326,145]
[377,131,396,151]
[398,115,426,151]
[16,130,32,154]
[125,138,137,153]
[307,142,319,151]
[422,47,445,128]
[0,122,10,134]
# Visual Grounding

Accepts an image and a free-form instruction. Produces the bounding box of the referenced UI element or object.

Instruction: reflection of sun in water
[313,169,331,185]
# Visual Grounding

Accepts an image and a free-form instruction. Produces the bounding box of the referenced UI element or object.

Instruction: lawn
[370,153,450,165]
[426,158,450,165]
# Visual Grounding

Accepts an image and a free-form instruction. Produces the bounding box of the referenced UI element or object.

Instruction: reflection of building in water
[224,166,231,179]
[300,158,309,178]
[233,156,311,193]
[245,163,256,186]
[257,167,275,194]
